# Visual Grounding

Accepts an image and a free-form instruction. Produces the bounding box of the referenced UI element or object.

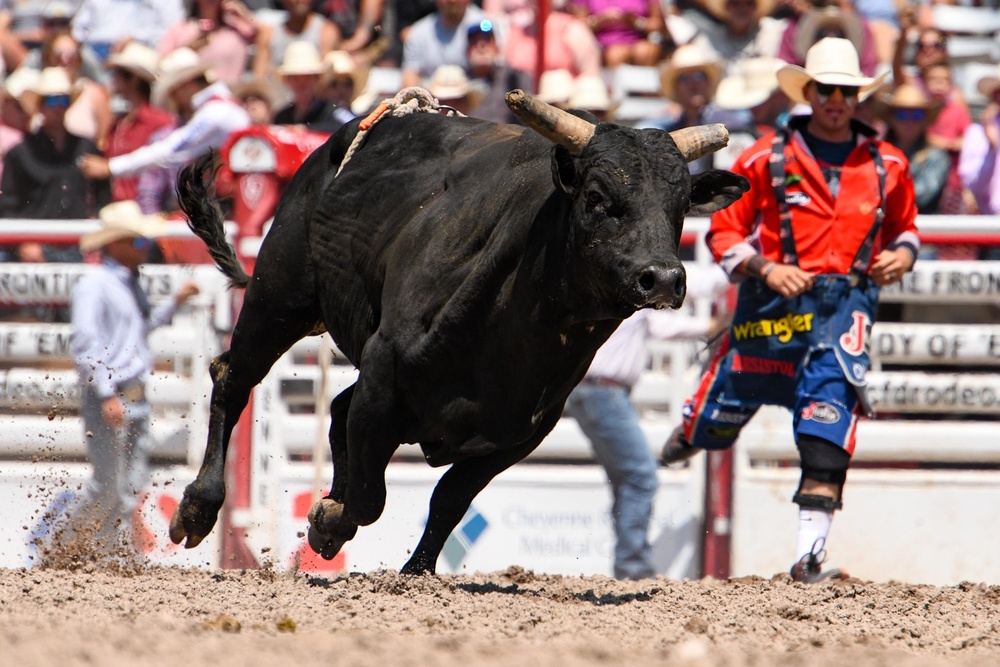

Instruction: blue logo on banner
[440,506,489,571]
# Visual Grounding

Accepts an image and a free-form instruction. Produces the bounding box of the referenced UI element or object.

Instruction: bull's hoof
[168,485,223,548]
[307,497,345,531]
[306,525,347,560]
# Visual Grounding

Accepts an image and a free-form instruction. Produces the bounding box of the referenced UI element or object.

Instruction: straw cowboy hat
[320,50,369,97]
[876,82,940,123]
[777,37,888,106]
[151,47,214,108]
[703,0,776,22]
[427,65,484,107]
[976,64,1000,99]
[568,75,617,115]
[715,57,786,110]
[278,40,325,77]
[106,41,160,83]
[33,66,73,97]
[659,43,722,101]
[3,67,41,114]
[80,200,169,252]
[231,76,286,112]
[794,7,865,64]
[536,69,574,106]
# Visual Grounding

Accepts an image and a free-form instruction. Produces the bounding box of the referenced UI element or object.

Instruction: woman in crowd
[41,30,111,149]
[159,0,257,84]
[569,0,667,67]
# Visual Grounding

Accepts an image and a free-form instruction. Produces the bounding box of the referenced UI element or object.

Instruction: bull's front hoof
[306,498,357,559]
[306,525,347,560]
[168,485,223,548]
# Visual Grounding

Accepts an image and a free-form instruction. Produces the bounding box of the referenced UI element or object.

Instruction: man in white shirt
[78,47,250,184]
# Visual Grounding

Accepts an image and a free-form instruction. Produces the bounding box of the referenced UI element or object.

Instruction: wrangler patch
[785,192,811,206]
[802,401,840,424]
[732,312,814,344]
[731,353,796,377]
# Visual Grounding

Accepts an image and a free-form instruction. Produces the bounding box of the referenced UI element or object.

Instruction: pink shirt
[159,21,251,85]
[505,12,594,77]
[572,0,650,48]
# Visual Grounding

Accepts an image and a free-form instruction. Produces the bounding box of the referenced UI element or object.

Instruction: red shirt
[106,103,176,203]
[708,123,919,277]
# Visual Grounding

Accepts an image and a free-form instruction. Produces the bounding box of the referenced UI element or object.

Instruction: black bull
[171,90,749,574]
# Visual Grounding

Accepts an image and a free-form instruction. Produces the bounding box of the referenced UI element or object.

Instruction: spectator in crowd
[427,63,483,115]
[922,61,971,215]
[0,0,64,51]
[68,201,199,557]
[273,41,346,133]
[641,43,730,173]
[690,0,786,65]
[252,0,338,79]
[958,66,1000,216]
[777,0,879,76]
[0,66,37,177]
[71,0,184,62]
[567,74,615,122]
[568,0,667,67]
[401,0,487,88]
[319,49,366,120]
[41,29,111,149]
[891,20,949,90]
[881,83,949,214]
[465,18,532,123]
[104,42,177,208]
[500,0,602,78]
[78,48,251,191]
[316,0,384,53]
[380,0,437,66]
[159,0,258,85]
[712,55,789,168]
[536,68,574,107]
[233,77,282,124]
[565,265,726,580]
[13,1,106,84]
[0,67,110,261]
[662,38,917,584]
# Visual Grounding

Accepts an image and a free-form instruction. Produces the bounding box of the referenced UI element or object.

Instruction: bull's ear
[687,170,750,215]
[551,145,579,195]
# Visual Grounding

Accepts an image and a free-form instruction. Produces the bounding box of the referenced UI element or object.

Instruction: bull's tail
[176,152,250,289]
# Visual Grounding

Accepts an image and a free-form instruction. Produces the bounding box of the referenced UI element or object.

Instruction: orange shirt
[708,122,919,277]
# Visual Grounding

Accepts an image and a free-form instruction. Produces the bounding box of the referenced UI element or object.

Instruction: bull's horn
[668,124,730,163]
[505,89,595,154]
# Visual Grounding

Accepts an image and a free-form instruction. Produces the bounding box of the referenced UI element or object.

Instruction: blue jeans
[566,383,658,579]
[76,385,152,549]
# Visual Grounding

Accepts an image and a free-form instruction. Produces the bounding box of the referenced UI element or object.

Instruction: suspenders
[768,129,887,284]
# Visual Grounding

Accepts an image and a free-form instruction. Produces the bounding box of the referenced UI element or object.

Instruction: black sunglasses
[814,82,860,99]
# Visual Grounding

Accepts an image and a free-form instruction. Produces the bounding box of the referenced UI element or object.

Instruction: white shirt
[585,264,728,387]
[70,259,178,399]
[108,82,251,178]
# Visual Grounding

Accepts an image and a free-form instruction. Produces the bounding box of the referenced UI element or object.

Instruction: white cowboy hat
[536,68,574,106]
[3,67,41,113]
[427,65,484,107]
[33,66,73,97]
[715,57,786,110]
[278,40,325,77]
[80,200,169,252]
[151,47,214,108]
[568,75,616,114]
[777,37,888,106]
[106,41,160,83]
[976,64,1000,99]
[659,43,722,101]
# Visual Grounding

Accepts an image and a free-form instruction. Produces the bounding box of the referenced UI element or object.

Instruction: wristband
[761,261,776,279]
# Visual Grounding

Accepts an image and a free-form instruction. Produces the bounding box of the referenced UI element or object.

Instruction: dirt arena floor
[3,562,999,667]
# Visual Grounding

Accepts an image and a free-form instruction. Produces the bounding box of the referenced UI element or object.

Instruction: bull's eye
[586,190,603,205]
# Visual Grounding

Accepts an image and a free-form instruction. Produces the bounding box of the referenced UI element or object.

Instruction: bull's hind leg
[400,409,561,575]
[307,384,359,559]
[170,301,319,548]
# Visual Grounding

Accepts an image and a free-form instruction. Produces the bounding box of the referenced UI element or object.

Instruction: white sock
[796,508,833,562]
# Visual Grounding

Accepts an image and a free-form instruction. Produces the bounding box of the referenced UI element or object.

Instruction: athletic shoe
[660,425,702,465]
[789,539,848,583]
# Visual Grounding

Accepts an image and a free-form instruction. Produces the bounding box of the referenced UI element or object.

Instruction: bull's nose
[636,265,686,309]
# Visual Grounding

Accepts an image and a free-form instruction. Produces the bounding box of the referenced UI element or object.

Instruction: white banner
[879,261,1000,304]
[868,371,1000,413]
[872,323,1000,364]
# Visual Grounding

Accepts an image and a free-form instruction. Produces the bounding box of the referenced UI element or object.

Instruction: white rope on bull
[334,86,462,177]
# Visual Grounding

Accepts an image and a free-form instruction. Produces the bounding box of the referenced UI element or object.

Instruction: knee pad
[793,434,850,510]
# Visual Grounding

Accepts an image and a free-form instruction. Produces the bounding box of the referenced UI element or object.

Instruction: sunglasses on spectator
[42,94,71,107]
[677,70,709,85]
[132,237,152,251]
[894,108,927,122]
[918,41,945,50]
[814,82,860,100]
